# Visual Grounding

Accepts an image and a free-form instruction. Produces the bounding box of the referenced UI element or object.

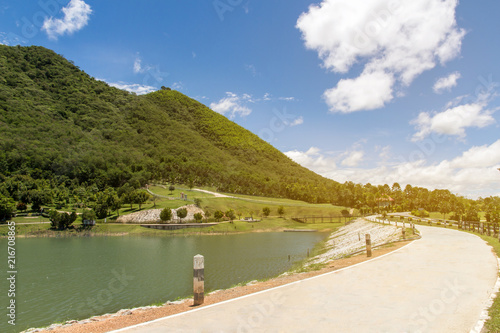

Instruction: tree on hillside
[194,213,203,223]
[225,209,236,223]
[188,178,195,190]
[262,207,270,218]
[177,208,188,223]
[49,210,77,230]
[110,196,122,216]
[0,195,16,221]
[93,204,108,219]
[135,191,151,210]
[214,210,223,222]
[169,185,175,195]
[121,189,137,210]
[341,209,351,217]
[194,198,202,208]
[277,206,285,218]
[82,209,96,222]
[160,208,172,223]
[438,201,451,220]
[16,202,27,212]
[203,207,211,222]
[30,190,51,212]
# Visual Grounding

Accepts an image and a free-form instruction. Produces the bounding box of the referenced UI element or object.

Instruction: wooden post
[366,234,372,257]
[402,227,406,240]
[193,254,204,306]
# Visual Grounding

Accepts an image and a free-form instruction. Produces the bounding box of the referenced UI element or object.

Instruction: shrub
[160,208,172,223]
[225,209,236,222]
[194,213,203,223]
[194,198,202,208]
[177,208,188,223]
[411,210,429,218]
[262,207,270,217]
[214,210,223,222]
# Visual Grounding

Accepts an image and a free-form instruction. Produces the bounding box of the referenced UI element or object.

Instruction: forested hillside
[0,45,498,222]
[0,45,339,203]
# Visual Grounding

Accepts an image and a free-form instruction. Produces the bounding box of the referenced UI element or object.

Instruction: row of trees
[159,207,203,224]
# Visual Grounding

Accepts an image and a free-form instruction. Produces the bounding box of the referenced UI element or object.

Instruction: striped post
[366,234,372,257]
[193,254,204,306]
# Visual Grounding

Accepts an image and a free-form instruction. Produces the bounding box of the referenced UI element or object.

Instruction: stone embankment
[309,218,400,265]
[115,205,204,224]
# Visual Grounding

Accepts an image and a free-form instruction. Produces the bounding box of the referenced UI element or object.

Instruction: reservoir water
[0,232,328,332]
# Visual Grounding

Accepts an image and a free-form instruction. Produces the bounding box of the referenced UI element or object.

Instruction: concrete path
[113,225,498,333]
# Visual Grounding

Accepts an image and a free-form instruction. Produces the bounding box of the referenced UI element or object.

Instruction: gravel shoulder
[309,218,401,265]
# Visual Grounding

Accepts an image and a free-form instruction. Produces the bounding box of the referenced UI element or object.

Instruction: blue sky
[1,0,499,198]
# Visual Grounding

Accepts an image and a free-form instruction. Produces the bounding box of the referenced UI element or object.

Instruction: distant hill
[0,45,341,203]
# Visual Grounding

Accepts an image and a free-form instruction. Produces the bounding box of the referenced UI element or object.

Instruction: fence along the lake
[390,215,500,238]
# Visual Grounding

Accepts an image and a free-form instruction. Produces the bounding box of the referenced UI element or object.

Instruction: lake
[0,232,328,332]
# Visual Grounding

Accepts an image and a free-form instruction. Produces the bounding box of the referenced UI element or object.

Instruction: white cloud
[285,147,336,173]
[450,140,500,168]
[210,92,252,119]
[133,57,144,74]
[42,0,92,40]
[278,96,296,101]
[106,81,156,95]
[433,72,461,94]
[324,70,394,112]
[376,145,391,161]
[172,81,183,90]
[0,32,26,46]
[260,93,296,102]
[342,150,364,167]
[412,99,496,141]
[288,116,304,127]
[285,142,500,198]
[297,0,465,113]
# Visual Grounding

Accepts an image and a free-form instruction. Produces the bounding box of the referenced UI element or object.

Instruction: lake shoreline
[1,220,340,239]
[30,241,412,333]
[28,235,413,333]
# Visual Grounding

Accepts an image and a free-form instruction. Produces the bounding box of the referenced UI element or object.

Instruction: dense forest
[0,45,498,222]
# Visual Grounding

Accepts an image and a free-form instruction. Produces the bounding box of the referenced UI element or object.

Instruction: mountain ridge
[0,45,340,203]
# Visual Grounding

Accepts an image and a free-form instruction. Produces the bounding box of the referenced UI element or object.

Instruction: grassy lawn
[11,215,51,224]
[148,185,215,199]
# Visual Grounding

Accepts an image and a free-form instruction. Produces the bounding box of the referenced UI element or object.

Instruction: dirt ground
[33,241,412,333]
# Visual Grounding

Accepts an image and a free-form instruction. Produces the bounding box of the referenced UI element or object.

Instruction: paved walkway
[113,225,498,333]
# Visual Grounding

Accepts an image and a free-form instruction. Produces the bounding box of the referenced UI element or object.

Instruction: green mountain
[0,45,341,203]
